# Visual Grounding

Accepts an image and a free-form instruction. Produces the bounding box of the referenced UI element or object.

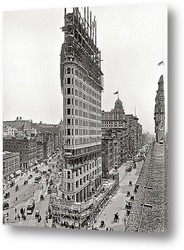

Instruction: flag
[158,61,164,66]
[114,91,118,95]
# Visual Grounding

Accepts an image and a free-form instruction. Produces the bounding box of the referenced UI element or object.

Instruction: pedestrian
[15,197,17,201]
[106,227,108,231]
[15,216,17,221]
[15,208,17,213]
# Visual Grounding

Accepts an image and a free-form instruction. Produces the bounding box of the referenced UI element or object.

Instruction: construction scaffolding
[60,7,104,93]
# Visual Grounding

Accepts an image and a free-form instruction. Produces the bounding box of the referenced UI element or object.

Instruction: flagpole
[118,90,119,99]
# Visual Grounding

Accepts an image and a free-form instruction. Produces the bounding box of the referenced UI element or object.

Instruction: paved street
[3,152,61,228]
[93,160,144,231]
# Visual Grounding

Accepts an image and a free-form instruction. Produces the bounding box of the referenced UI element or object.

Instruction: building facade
[32,121,63,152]
[3,151,20,180]
[3,136,37,170]
[60,7,104,202]
[3,125,18,137]
[36,140,44,163]
[125,114,135,157]
[101,130,121,178]
[102,98,128,163]
[154,75,165,142]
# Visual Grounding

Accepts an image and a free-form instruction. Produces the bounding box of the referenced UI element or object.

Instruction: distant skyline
[3,4,167,134]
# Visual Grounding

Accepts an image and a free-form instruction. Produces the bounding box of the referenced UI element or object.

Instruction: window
[67,98,70,105]
[67,88,71,95]
[75,119,78,125]
[67,78,71,84]
[67,68,71,74]
[67,119,71,125]
[67,108,71,115]
[80,179,82,185]
[67,171,71,179]
[67,183,71,191]
[76,180,79,188]
[67,129,71,136]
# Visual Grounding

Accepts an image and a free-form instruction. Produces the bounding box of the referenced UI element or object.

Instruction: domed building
[102,98,128,163]
[102,98,126,130]
[114,98,125,113]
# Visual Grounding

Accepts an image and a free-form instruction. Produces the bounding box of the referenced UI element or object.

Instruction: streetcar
[27,198,35,215]
[35,174,41,183]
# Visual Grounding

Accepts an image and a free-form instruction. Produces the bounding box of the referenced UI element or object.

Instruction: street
[93,159,145,231]
[3,152,60,228]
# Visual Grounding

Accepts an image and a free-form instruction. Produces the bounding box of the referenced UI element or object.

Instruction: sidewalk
[93,160,144,231]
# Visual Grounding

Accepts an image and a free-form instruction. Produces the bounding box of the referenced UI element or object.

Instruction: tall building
[60,8,104,202]
[102,98,128,162]
[125,114,135,156]
[154,75,165,142]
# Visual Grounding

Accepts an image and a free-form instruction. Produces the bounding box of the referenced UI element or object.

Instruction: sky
[3,4,167,134]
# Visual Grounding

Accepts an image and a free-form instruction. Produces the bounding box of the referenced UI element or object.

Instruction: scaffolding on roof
[60,7,103,93]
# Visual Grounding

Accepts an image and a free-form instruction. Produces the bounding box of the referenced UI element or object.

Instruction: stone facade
[154,75,165,142]
[60,8,103,202]
[102,98,128,163]
[101,130,121,178]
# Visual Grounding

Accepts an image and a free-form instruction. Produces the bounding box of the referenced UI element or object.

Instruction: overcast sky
[3,4,167,134]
